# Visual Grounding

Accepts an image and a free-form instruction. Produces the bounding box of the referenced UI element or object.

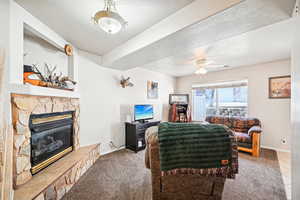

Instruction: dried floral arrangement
[28,63,77,91]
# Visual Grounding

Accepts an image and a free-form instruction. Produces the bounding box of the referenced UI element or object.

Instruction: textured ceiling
[16,0,296,77]
[141,18,293,77]
[15,0,195,54]
[105,0,295,71]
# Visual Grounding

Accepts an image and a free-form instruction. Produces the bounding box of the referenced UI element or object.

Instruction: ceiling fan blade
[205,64,228,68]
[181,59,195,65]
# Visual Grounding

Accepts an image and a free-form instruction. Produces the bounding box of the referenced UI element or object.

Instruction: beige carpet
[62,149,286,200]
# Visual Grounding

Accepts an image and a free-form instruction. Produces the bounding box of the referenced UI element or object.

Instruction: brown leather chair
[206,116,262,157]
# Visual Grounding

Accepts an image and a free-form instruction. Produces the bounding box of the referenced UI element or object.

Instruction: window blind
[192,80,248,89]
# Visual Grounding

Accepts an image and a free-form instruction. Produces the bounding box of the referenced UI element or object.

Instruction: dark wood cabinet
[169,104,191,122]
[125,121,160,153]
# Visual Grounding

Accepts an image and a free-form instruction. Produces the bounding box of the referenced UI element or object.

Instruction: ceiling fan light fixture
[195,67,207,75]
[92,0,127,34]
[195,59,213,66]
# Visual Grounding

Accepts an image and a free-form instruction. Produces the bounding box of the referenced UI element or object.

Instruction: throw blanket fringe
[161,146,238,178]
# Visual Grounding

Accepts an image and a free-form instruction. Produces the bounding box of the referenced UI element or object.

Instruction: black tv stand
[125,120,160,153]
[136,119,149,123]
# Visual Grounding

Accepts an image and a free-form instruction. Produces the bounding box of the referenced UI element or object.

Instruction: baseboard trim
[261,145,291,153]
[101,147,126,156]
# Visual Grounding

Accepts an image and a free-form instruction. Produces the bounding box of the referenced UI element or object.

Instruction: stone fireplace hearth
[11,94,80,188]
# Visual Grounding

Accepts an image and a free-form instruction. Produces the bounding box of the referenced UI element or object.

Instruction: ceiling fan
[182,46,229,75]
[194,58,229,75]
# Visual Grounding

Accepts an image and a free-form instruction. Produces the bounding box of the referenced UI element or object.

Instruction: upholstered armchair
[145,126,238,200]
[206,116,262,157]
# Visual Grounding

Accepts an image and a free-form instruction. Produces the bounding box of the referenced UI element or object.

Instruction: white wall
[78,50,175,154]
[291,15,300,200]
[23,34,68,76]
[176,59,291,151]
[1,0,14,199]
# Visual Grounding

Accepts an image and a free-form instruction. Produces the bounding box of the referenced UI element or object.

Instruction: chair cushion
[234,132,251,144]
[205,116,234,129]
[232,118,260,133]
[206,116,261,133]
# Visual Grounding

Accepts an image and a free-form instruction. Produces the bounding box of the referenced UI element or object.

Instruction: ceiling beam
[102,0,242,68]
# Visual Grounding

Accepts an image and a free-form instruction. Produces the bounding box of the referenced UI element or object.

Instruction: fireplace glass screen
[29,111,74,174]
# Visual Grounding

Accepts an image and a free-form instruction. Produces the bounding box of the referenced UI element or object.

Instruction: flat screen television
[134,104,153,122]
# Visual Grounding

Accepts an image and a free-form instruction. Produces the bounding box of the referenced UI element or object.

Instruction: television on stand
[134,104,153,123]
[125,105,159,153]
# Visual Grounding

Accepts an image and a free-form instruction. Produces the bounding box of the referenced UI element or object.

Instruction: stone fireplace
[11,94,80,188]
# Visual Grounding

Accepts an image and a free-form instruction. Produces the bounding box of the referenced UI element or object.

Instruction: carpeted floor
[62,149,286,200]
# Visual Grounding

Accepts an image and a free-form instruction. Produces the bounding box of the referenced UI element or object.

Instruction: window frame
[192,80,248,121]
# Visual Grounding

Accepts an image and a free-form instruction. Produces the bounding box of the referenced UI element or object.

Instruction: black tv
[134,105,153,122]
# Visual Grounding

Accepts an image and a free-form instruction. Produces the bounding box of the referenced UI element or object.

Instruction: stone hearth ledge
[14,144,100,200]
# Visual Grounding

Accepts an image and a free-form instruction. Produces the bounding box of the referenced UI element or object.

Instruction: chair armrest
[145,126,159,169]
[145,145,150,169]
[248,126,262,137]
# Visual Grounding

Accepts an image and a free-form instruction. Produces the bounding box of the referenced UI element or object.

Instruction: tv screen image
[134,105,153,121]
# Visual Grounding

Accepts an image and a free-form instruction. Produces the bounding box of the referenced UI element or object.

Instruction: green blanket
[158,122,233,171]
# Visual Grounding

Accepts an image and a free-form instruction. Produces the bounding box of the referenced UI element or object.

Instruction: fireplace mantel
[10,84,80,98]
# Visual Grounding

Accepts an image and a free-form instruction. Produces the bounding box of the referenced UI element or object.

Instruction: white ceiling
[141,18,294,77]
[105,0,295,70]
[15,0,195,55]
[16,0,296,77]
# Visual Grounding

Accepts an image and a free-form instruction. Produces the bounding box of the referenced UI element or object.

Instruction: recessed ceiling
[141,18,293,77]
[15,0,195,55]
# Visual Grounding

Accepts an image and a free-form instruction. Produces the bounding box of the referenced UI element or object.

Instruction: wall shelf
[10,84,80,98]
[10,3,78,95]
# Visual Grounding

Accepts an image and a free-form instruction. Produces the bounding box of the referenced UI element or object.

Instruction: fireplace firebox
[29,111,74,174]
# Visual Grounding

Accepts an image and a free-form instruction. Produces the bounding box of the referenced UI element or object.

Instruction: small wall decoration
[120,76,134,88]
[64,44,73,56]
[147,80,158,99]
[269,75,291,98]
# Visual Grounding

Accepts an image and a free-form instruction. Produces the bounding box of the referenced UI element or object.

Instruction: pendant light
[92,0,127,34]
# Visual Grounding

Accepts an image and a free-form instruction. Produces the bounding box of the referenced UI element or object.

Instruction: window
[192,81,248,121]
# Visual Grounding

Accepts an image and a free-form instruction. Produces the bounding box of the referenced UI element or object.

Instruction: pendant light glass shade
[195,67,208,75]
[92,0,127,34]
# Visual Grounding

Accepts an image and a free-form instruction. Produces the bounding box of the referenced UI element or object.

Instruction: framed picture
[147,81,158,99]
[169,94,189,105]
[269,75,291,99]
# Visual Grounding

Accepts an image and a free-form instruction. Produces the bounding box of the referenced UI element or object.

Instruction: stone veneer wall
[11,94,80,188]
[32,144,99,200]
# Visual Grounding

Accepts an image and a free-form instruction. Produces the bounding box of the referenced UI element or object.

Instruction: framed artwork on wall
[147,80,158,99]
[269,75,291,99]
[169,94,189,105]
